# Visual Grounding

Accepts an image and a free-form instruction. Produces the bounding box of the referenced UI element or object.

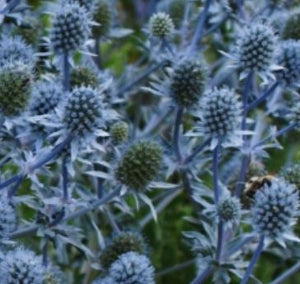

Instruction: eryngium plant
[100,231,147,270]
[62,86,103,137]
[0,194,16,238]
[50,3,90,53]
[236,23,276,73]
[92,0,112,38]
[108,252,155,284]
[0,247,46,284]
[0,62,32,116]
[149,12,174,39]
[251,178,299,244]
[170,58,206,108]
[115,141,162,191]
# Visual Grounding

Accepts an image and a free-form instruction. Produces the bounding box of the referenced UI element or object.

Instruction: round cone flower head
[110,121,129,145]
[0,36,34,68]
[50,3,90,53]
[0,247,45,284]
[237,23,276,73]
[282,10,300,40]
[29,80,63,115]
[280,164,300,190]
[217,196,241,227]
[108,252,155,284]
[149,12,174,39]
[0,62,32,117]
[92,0,112,38]
[100,232,147,270]
[251,178,299,241]
[115,141,162,191]
[170,58,207,108]
[276,40,300,87]
[70,66,99,89]
[0,194,16,238]
[63,86,103,137]
[199,88,242,139]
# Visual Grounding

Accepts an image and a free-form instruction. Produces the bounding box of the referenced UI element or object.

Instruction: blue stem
[29,135,73,172]
[189,0,212,54]
[240,234,265,284]
[62,158,68,201]
[270,262,300,284]
[242,72,253,131]
[184,138,211,165]
[115,60,167,97]
[253,123,296,149]
[244,82,279,113]
[7,174,24,198]
[42,239,48,267]
[0,174,22,190]
[213,143,220,204]
[234,154,250,197]
[63,52,70,92]
[216,221,224,262]
[190,266,213,284]
[173,107,183,162]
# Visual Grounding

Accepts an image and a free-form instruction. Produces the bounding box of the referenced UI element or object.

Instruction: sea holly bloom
[251,178,299,247]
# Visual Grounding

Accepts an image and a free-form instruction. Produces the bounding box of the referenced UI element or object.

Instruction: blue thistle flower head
[92,0,112,38]
[275,40,300,88]
[62,86,104,138]
[251,178,299,245]
[217,195,241,228]
[170,57,207,108]
[149,12,175,39]
[0,194,16,238]
[50,3,91,53]
[29,80,63,116]
[0,35,35,68]
[0,61,32,117]
[115,140,162,191]
[234,23,276,81]
[108,252,155,284]
[280,163,300,190]
[196,87,242,147]
[0,247,45,284]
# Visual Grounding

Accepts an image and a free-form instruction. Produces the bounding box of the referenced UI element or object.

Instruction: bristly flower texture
[100,231,147,270]
[115,140,162,191]
[149,12,174,39]
[62,86,104,138]
[217,195,241,228]
[275,40,300,88]
[0,194,16,238]
[0,35,34,68]
[0,247,45,284]
[195,87,242,148]
[0,61,32,117]
[251,178,299,246]
[50,2,91,53]
[170,58,207,108]
[29,80,63,116]
[235,23,276,81]
[108,251,155,284]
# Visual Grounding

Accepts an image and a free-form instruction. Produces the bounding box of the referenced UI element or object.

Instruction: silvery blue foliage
[50,3,91,53]
[108,252,155,284]
[251,178,299,244]
[1,0,300,283]
[0,247,45,284]
[0,194,16,238]
[0,36,34,68]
